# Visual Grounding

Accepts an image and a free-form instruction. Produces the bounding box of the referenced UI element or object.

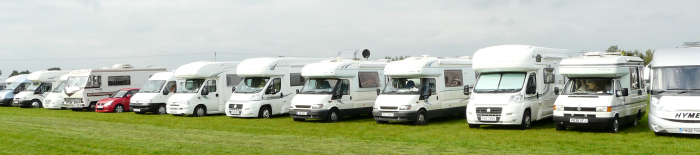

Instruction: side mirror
[201,88,209,96]
[420,88,432,100]
[376,88,381,96]
[266,87,274,94]
[463,85,471,95]
[554,87,560,95]
[296,89,300,94]
[645,86,650,94]
[162,89,169,95]
[621,88,629,96]
[126,94,133,98]
[232,87,236,92]
[280,92,283,98]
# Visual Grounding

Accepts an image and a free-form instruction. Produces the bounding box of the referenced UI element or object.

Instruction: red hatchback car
[95,88,139,113]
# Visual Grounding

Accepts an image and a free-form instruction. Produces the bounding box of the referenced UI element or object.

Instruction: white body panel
[43,75,70,109]
[13,70,70,108]
[61,66,166,109]
[166,61,239,116]
[0,75,30,106]
[130,72,178,113]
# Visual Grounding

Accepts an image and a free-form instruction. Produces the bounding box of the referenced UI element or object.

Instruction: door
[39,83,53,98]
[124,90,137,110]
[201,79,219,112]
[524,72,542,119]
[422,78,440,117]
[163,81,177,97]
[263,77,284,114]
[333,79,354,115]
[614,80,628,117]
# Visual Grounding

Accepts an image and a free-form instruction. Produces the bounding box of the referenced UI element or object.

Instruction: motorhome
[289,58,388,122]
[552,52,646,133]
[13,70,70,108]
[648,42,700,135]
[62,64,166,111]
[466,45,572,129]
[166,61,239,117]
[226,57,326,118]
[130,71,178,114]
[0,75,30,107]
[373,56,475,125]
[43,75,70,109]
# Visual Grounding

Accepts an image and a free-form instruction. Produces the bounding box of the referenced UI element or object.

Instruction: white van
[373,56,475,125]
[289,59,388,122]
[647,42,700,135]
[167,61,240,117]
[466,45,572,129]
[62,64,166,111]
[44,75,70,109]
[553,52,647,133]
[0,75,30,107]
[130,71,178,114]
[226,57,326,118]
[13,70,70,108]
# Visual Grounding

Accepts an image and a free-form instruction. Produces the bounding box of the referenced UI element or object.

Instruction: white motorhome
[62,64,166,111]
[0,75,30,107]
[373,56,476,125]
[167,61,239,117]
[226,57,326,118]
[131,71,178,114]
[13,70,70,108]
[44,75,70,109]
[466,45,572,129]
[648,42,700,135]
[552,52,647,132]
[289,59,388,122]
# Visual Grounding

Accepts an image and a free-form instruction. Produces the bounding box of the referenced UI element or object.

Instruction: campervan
[648,42,700,135]
[166,61,239,117]
[13,70,70,108]
[62,64,166,111]
[373,56,475,125]
[0,75,30,106]
[226,57,326,118]
[553,52,646,132]
[131,71,178,114]
[466,45,572,129]
[44,75,70,109]
[289,59,388,122]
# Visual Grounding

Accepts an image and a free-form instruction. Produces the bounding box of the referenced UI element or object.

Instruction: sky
[1,0,698,78]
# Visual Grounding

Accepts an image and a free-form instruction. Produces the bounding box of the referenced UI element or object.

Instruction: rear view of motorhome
[553,52,647,133]
[467,45,572,129]
[167,61,239,117]
[62,64,166,111]
[373,56,475,125]
[44,75,70,109]
[226,57,326,118]
[13,70,70,108]
[130,71,178,114]
[0,75,30,107]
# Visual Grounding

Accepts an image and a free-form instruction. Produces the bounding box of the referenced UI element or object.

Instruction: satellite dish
[362,49,370,59]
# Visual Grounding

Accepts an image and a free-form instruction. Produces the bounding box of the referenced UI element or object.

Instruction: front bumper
[289,109,330,120]
[16,100,33,107]
[95,105,114,113]
[648,113,700,134]
[372,110,418,122]
[0,98,11,106]
[554,116,615,127]
[44,100,64,109]
[167,105,194,115]
[62,102,88,109]
[226,102,261,118]
[467,103,525,125]
[131,103,161,113]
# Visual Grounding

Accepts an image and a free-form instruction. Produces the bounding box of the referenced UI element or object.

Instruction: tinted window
[108,76,131,86]
[629,67,640,89]
[290,73,305,86]
[444,70,463,87]
[226,74,242,87]
[358,72,380,88]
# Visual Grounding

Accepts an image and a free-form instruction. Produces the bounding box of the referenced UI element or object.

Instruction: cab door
[613,80,628,117]
[333,79,354,115]
[422,78,440,117]
[524,72,543,119]
[200,79,220,112]
[263,77,284,114]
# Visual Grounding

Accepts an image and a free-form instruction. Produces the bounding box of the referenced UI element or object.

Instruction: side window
[165,81,177,93]
[335,79,350,95]
[43,83,52,93]
[444,70,463,87]
[272,78,281,94]
[429,78,436,95]
[543,68,555,83]
[290,73,305,86]
[88,76,101,88]
[526,73,536,94]
[616,80,623,94]
[126,90,137,96]
[629,67,640,89]
[226,74,242,87]
[108,76,130,86]
[358,72,380,88]
[207,80,217,92]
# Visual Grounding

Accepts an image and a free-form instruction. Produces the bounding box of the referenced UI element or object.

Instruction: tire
[654,132,665,136]
[258,106,271,119]
[30,100,42,108]
[520,110,532,130]
[327,109,340,123]
[555,124,566,131]
[87,103,96,111]
[468,124,480,128]
[157,104,167,115]
[413,109,428,126]
[293,118,305,122]
[637,110,643,120]
[193,105,206,117]
[135,112,146,114]
[376,120,389,124]
[608,116,619,133]
[114,105,124,113]
[71,108,83,111]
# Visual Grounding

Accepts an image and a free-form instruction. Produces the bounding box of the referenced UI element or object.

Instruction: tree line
[6,67,61,77]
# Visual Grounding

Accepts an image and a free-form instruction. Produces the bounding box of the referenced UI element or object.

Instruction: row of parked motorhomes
[2,44,699,135]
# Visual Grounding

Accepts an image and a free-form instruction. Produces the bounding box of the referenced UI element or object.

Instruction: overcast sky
[1,0,698,78]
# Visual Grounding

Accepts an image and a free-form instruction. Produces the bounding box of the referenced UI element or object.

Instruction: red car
[95,88,139,113]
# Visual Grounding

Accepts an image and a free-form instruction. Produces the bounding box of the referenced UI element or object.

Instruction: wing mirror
[463,85,471,95]
[232,87,236,92]
[126,94,133,98]
[420,88,432,100]
[201,88,209,96]
[296,89,300,94]
[376,88,381,95]
[162,89,169,95]
[621,88,629,96]
[554,87,560,95]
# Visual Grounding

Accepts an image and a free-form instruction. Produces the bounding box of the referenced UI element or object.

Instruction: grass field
[0,107,698,154]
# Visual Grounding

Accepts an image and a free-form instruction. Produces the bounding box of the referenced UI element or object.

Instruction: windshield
[383,78,424,94]
[24,83,41,91]
[4,82,22,90]
[652,66,700,93]
[66,76,88,87]
[563,78,613,95]
[110,90,129,98]
[234,77,270,93]
[140,80,166,93]
[176,79,205,93]
[299,78,338,94]
[52,82,66,93]
[474,73,526,93]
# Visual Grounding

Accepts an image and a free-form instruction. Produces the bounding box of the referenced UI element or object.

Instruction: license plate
[133,109,140,112]
[570,118,588,123]
[230,110,241,115]
[681,128,700,133]
[96,106,103,108]
[481,116,497,121]
[296,111,307,115]
[381,113,394,117]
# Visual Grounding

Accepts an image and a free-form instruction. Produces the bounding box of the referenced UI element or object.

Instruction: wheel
[87,103,96,111]
[413,110,428,126]
[637,110,643,120]
[30,100,42,108]
[258,106,271,119]
[555,124,566,131]
[71,108,83,111]
[114,105,124,113]
[608,116,619,133]
[157,104,167,115]
[327,109,340,123]
[194,105,206,117]
[293,118,305,122]
[376,120,389,124]
[520,110,532,130]
[468,124,480,128]
[135,112,146,114]
[654,132,666,136]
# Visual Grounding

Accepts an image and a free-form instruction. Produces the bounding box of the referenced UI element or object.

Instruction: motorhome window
[176,79,205,93]
[139,80,166,93]
[652,66,700,92]
[108,76,131,86]
[226,74,242,87]
[358,72,380,88]
[290,73,305,86]
[90,76,101,87]
[270,78,281,94]
[36,83,52,93]
[563,79,613,95]
[165,81,176,93]
[526,73,536,94]
[110,90,129,98]
[3,82,18,90]
[474,73,526,93]
[206,80,217,92]
[299,78,339,94]
[629,67,640,89]
[235,77,270,93]
[544,68,555,84]
[52,82,66,93]
[444,70,463,87]
[335,79,350,95]
[66,76,89,87]
[382,78,436,95]
[23,83,41,91]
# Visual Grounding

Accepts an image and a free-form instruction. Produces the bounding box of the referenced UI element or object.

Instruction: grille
[295,105,311,109]
[564,107,596,112]
[662,118,700,123]
[564,113,596,118]
[475,107,502,114]
[65,98,83,103]
[228,104,243,110]
[380,106,398,110]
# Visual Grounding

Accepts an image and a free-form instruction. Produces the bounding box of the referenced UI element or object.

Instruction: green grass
[0,107,698,154]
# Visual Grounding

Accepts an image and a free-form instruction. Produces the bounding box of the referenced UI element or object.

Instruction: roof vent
[112,64,133,69]
[583,52,603,57]
[683,42,700,48]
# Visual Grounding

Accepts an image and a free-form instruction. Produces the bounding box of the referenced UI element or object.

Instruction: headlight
[554,105,563,111]
[651,123,665,132]
[509,94,523,102]
[596,106,611,112]
[373,105,378,110]
[311,104,324,109]
[398,105,412,110]
[650,97,661,109]
[105,100,114,106]
[182,100,189,105]
[250,93,262,101]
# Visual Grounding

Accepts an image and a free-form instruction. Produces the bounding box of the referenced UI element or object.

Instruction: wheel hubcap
[263,109,270,118]
[116,106,123,113]
[614,120,619,132]
[525,116,531,127]
[197,108,204,116]
[418,114,425,123]
[331,112,337,121]
[31,102,40,108]
[158,106,166,114]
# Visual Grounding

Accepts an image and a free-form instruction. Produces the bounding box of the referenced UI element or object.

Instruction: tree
[607,45,654,66]
[19,70,30,74]
[9,70,19,77]
[48,67,61,71]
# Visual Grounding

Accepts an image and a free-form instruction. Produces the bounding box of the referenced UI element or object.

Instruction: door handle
[436,96,439,100]
[349,96,352,100]
[216,94,219,97]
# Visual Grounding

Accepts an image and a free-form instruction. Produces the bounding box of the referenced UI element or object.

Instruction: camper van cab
[553,52,646,133]
[226,57,325,118]
[13,70,70,108]
[466,45,571,129]
[131,72,178,114]
[44,75,70,109]
[0,75,30,107]
[373,56,475,125]
[289,59,388,122]
[648,43,700,135]
[62,64,166,111]
[167,61,239,117]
